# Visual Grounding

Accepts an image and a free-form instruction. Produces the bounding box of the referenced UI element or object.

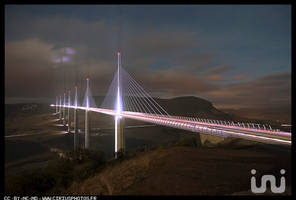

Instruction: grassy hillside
[64,138,291,195]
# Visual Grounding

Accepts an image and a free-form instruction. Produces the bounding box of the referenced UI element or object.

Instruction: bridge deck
[53,105,291,146]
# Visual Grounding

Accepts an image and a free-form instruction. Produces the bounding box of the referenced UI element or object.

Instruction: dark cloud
[231,74,247,80]
[204,64,233,75]
[5,39,56,98]
[205,72,291,110]
[5,15,207,71]
[205,74,226,81]
[127,68,217,97]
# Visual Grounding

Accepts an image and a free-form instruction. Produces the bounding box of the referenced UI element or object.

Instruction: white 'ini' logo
[251,169,286,193]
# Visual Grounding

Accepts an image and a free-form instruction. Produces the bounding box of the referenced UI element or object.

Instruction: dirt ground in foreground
[123,145,291,195]
[65,142,290,196]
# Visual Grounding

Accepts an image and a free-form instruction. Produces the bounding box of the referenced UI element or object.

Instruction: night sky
[5,5,291,119]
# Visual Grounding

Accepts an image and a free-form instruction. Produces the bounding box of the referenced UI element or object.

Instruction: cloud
[6,15,118,61]
[5,39,56,97]
[124,29,199,60]
[125,67,217,98]
[204,64,233,75]
[5,38,54,66]
[6,15,207,71]
[205,72,291,110]
[199,64,235,82]
[231,74,247,80]
[206,74,226,81]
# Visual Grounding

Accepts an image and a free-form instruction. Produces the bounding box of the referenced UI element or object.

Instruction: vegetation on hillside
[5,134,203,195]
[5,148,105,195]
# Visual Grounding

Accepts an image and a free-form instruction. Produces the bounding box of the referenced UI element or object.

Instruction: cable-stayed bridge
[51,52,291,158]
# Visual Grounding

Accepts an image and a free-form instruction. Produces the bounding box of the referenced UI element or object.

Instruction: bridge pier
[74,108,78,150]
[67,107,71,132]
[63,93,66,126]
[85,109,90,149]
[56,96,58,114]
[115,117,125,158]
[62,107,65,125]
[58,105,61,119]
[67,90,71,133]
[59,96,62,121]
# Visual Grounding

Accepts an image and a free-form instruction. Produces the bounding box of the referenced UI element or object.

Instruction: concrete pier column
[85,109,90,149]
[59,96,62,120]
[67,107,70,132]
[73,86,79,149]
[115,117,125,158]
[67,90,71,133]
[63,93,66,126]
[63,107,66,125]
[74,108,78,150]
[56,96,58,113]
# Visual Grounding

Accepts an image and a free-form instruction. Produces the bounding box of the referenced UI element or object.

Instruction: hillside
[93,95,233,120]
[157,96,233,119]
[64,139,291,195]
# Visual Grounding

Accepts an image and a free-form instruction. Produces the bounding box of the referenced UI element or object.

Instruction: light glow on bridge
[116,51,122,118]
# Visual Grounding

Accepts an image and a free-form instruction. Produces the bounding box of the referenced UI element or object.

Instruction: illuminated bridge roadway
[52,105,291,146]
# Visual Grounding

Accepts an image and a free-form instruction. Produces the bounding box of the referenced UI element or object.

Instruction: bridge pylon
[84,78,90,149]
[114,51,125,158]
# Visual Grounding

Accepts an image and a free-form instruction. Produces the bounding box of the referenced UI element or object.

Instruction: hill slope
[93,95,233,120]
[64,140,291,195]
[157,96,233,119]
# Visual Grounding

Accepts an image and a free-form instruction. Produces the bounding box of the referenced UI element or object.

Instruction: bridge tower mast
[115,51,125,158]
